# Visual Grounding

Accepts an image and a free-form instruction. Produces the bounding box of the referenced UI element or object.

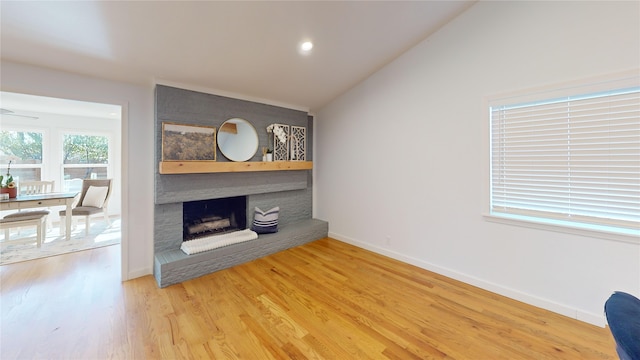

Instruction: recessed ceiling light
[301,41,313,52]
[299,41,313,55]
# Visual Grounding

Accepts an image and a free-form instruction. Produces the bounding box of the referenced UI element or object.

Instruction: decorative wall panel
[272,124,289,161]
[290,126,306,161]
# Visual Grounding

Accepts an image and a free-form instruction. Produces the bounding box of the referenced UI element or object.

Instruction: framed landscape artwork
[162,122,217,161]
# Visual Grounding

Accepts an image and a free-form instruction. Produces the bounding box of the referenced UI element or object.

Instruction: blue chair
[604,292,640,360]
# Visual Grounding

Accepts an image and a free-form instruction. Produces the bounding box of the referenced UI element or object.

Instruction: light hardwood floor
[1,238,616,359]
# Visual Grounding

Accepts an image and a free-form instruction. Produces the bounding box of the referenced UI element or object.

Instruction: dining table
[0,192,79,241]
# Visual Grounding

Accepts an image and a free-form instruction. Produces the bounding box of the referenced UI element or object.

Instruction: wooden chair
[59,179,113,236]
[20,180,55,195]
[3,180,55,239]
[15,180,55,229]
[0,211,48,247]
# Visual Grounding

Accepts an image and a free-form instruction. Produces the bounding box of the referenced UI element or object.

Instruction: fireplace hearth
[183,196,246,241]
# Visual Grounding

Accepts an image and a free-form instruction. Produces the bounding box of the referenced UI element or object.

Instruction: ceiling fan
[0,108,39,119]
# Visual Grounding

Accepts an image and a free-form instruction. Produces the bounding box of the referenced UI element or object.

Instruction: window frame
[60,130,113,191]
[0,126,48,182]
[483,71,640,244]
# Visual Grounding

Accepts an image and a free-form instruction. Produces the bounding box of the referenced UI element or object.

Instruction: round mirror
[217,118,259,162]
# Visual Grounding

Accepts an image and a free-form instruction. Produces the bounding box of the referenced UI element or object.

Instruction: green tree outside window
[0,131,43,164]
[63,134,108,164]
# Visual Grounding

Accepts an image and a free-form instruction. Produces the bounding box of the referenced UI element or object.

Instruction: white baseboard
[328,231,606,327]
[126,267,153,281]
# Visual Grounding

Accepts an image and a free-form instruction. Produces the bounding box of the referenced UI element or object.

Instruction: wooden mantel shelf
[159,161,313,174]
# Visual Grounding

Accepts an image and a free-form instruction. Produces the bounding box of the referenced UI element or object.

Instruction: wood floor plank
[0,238,617,359]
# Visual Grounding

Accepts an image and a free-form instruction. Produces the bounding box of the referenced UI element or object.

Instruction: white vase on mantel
[266,153,273,162]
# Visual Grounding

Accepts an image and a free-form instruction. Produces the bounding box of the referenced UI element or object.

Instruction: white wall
[315,1,640,326]
[1,61,155,279]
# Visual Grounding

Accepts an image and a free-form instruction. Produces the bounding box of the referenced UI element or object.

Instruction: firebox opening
[183,196,247,241]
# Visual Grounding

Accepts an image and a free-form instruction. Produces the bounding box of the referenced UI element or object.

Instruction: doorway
[0,91,124,273]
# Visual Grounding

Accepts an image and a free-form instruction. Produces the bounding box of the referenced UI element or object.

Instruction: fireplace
[154,85,328,287]
[183,196,247,241]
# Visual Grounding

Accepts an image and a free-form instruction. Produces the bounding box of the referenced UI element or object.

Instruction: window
[62,133,110,192]
[0,130,44,181]
[489,75,639,238]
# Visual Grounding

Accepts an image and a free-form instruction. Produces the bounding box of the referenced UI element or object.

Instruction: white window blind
[490,84,640,232]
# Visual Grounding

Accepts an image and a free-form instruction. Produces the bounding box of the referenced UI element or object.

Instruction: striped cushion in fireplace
[251,206,279,234]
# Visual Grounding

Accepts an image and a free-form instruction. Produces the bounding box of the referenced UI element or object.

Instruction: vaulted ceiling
[1,1,474,112]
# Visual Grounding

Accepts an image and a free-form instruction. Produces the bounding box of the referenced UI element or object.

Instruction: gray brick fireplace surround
[153,85,328,287]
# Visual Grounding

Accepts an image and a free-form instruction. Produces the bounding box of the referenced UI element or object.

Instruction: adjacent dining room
[0,91,122,265]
